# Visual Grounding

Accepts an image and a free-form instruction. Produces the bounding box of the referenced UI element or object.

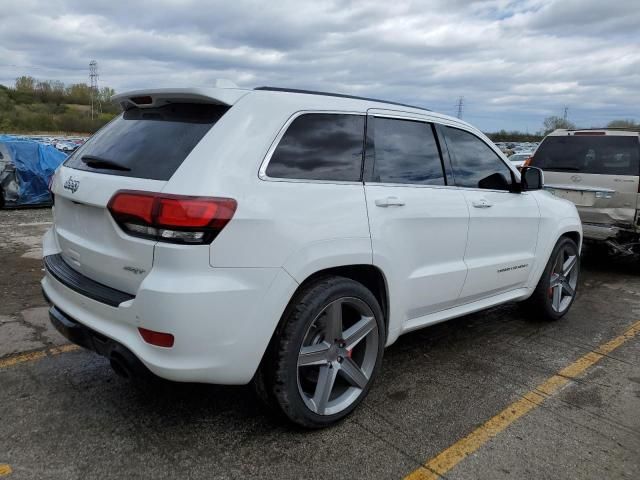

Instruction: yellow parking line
[405,319,640,480]
[0,344,80,369]
[0,464,12,476]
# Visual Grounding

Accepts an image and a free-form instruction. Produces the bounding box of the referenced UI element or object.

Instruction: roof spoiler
[111,88,250,110]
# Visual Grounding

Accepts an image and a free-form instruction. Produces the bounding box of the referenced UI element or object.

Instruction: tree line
[1,77,638,137]
[486,116,639,142]
[0,76,119,134]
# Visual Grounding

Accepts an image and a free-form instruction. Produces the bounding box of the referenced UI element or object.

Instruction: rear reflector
[138,327,174,348]
[108,190,237,244]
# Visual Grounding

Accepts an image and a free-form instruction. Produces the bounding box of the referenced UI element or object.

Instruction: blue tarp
[0,135,67,205]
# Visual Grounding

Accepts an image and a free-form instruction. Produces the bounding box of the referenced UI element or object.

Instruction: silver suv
[529,129,640,254]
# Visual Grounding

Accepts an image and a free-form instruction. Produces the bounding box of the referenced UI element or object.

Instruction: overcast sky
[1,0,638,131]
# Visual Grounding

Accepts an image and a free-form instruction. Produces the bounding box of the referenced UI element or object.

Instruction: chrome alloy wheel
[549,245,579,313]
[297,297,379,416]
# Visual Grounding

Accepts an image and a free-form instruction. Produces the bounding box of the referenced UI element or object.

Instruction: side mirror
[520,166,544,191]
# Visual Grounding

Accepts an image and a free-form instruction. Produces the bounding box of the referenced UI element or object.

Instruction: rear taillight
[107,190,236,244]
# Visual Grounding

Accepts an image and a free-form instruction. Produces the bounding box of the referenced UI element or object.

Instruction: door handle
[375,196,405,207]
[472,198,493,208]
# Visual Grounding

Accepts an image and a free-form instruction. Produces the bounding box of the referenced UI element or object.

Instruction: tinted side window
[370,117,444,185]
[444,127,512,190]
[266,114,364,181]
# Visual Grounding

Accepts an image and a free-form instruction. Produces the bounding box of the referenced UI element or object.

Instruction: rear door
[364,112,469,321]
[51,101,229,294]
[439,126,540,301]
[531,133,640,226]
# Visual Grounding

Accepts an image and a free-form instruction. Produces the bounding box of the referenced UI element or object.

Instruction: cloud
[0,0,638,131]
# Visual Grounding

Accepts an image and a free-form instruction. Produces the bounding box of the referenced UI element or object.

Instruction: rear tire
[256,276,385,428]
[525,236,580,320]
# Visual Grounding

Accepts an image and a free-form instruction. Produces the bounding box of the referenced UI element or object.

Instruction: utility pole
[89,60,100,120]
[456,97,464,119]
[563,105,569,122]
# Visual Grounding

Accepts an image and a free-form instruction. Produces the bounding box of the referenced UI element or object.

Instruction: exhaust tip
[109,354,132,379]
[108,345,151,381]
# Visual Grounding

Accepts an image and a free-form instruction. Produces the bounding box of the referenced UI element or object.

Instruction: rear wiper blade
[81,155,131,171]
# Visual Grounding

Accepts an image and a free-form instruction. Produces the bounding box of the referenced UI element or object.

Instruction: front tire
[525,236,580,320]
[257,276,385,428]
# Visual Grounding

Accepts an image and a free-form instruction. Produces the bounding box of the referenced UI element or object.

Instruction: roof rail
[566,127,640,133]
[254,86,430,112]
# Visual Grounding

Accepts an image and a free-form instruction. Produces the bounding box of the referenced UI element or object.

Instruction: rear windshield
[531,135,640,176]
[65,103,228,180]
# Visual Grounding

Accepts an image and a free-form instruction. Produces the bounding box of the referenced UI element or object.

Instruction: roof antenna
[215,79,239,89]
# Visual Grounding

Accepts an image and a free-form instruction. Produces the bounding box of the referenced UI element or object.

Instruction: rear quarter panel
[161,93,373,273]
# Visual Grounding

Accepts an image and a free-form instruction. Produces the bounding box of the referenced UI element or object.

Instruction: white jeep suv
[42,86,582,427]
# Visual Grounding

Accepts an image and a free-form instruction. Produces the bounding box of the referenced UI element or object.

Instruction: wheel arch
[560,230,582,251]
[527,221,582,292]
[292,264,390,338]
[253,263,390,395]
[257,263,390,375]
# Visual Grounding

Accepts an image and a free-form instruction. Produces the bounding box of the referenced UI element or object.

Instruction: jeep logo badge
[570,175,582,183]
[63,177,80,193]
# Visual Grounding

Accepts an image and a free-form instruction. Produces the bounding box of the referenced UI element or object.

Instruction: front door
[439,126,540,302]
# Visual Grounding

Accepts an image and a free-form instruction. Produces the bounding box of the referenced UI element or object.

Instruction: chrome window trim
[258,110,366,184]
[364,181,528,195]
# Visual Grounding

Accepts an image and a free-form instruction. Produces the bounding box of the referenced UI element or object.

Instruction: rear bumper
[44,254,134,307]
[582,223,622,241]
[582,222,638,242]
[41,232,299,385]
[49,304,95,351]
[48,305,151,377]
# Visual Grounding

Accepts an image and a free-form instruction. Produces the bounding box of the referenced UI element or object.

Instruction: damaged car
[0,135,67,207]
[528,129,640,255]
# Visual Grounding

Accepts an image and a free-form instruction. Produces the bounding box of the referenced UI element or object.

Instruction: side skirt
[401,288,531,335]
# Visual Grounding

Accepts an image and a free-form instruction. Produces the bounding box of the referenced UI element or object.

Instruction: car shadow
[104,301,526,427]
[59,248,638,433]
[581,245,640,277]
